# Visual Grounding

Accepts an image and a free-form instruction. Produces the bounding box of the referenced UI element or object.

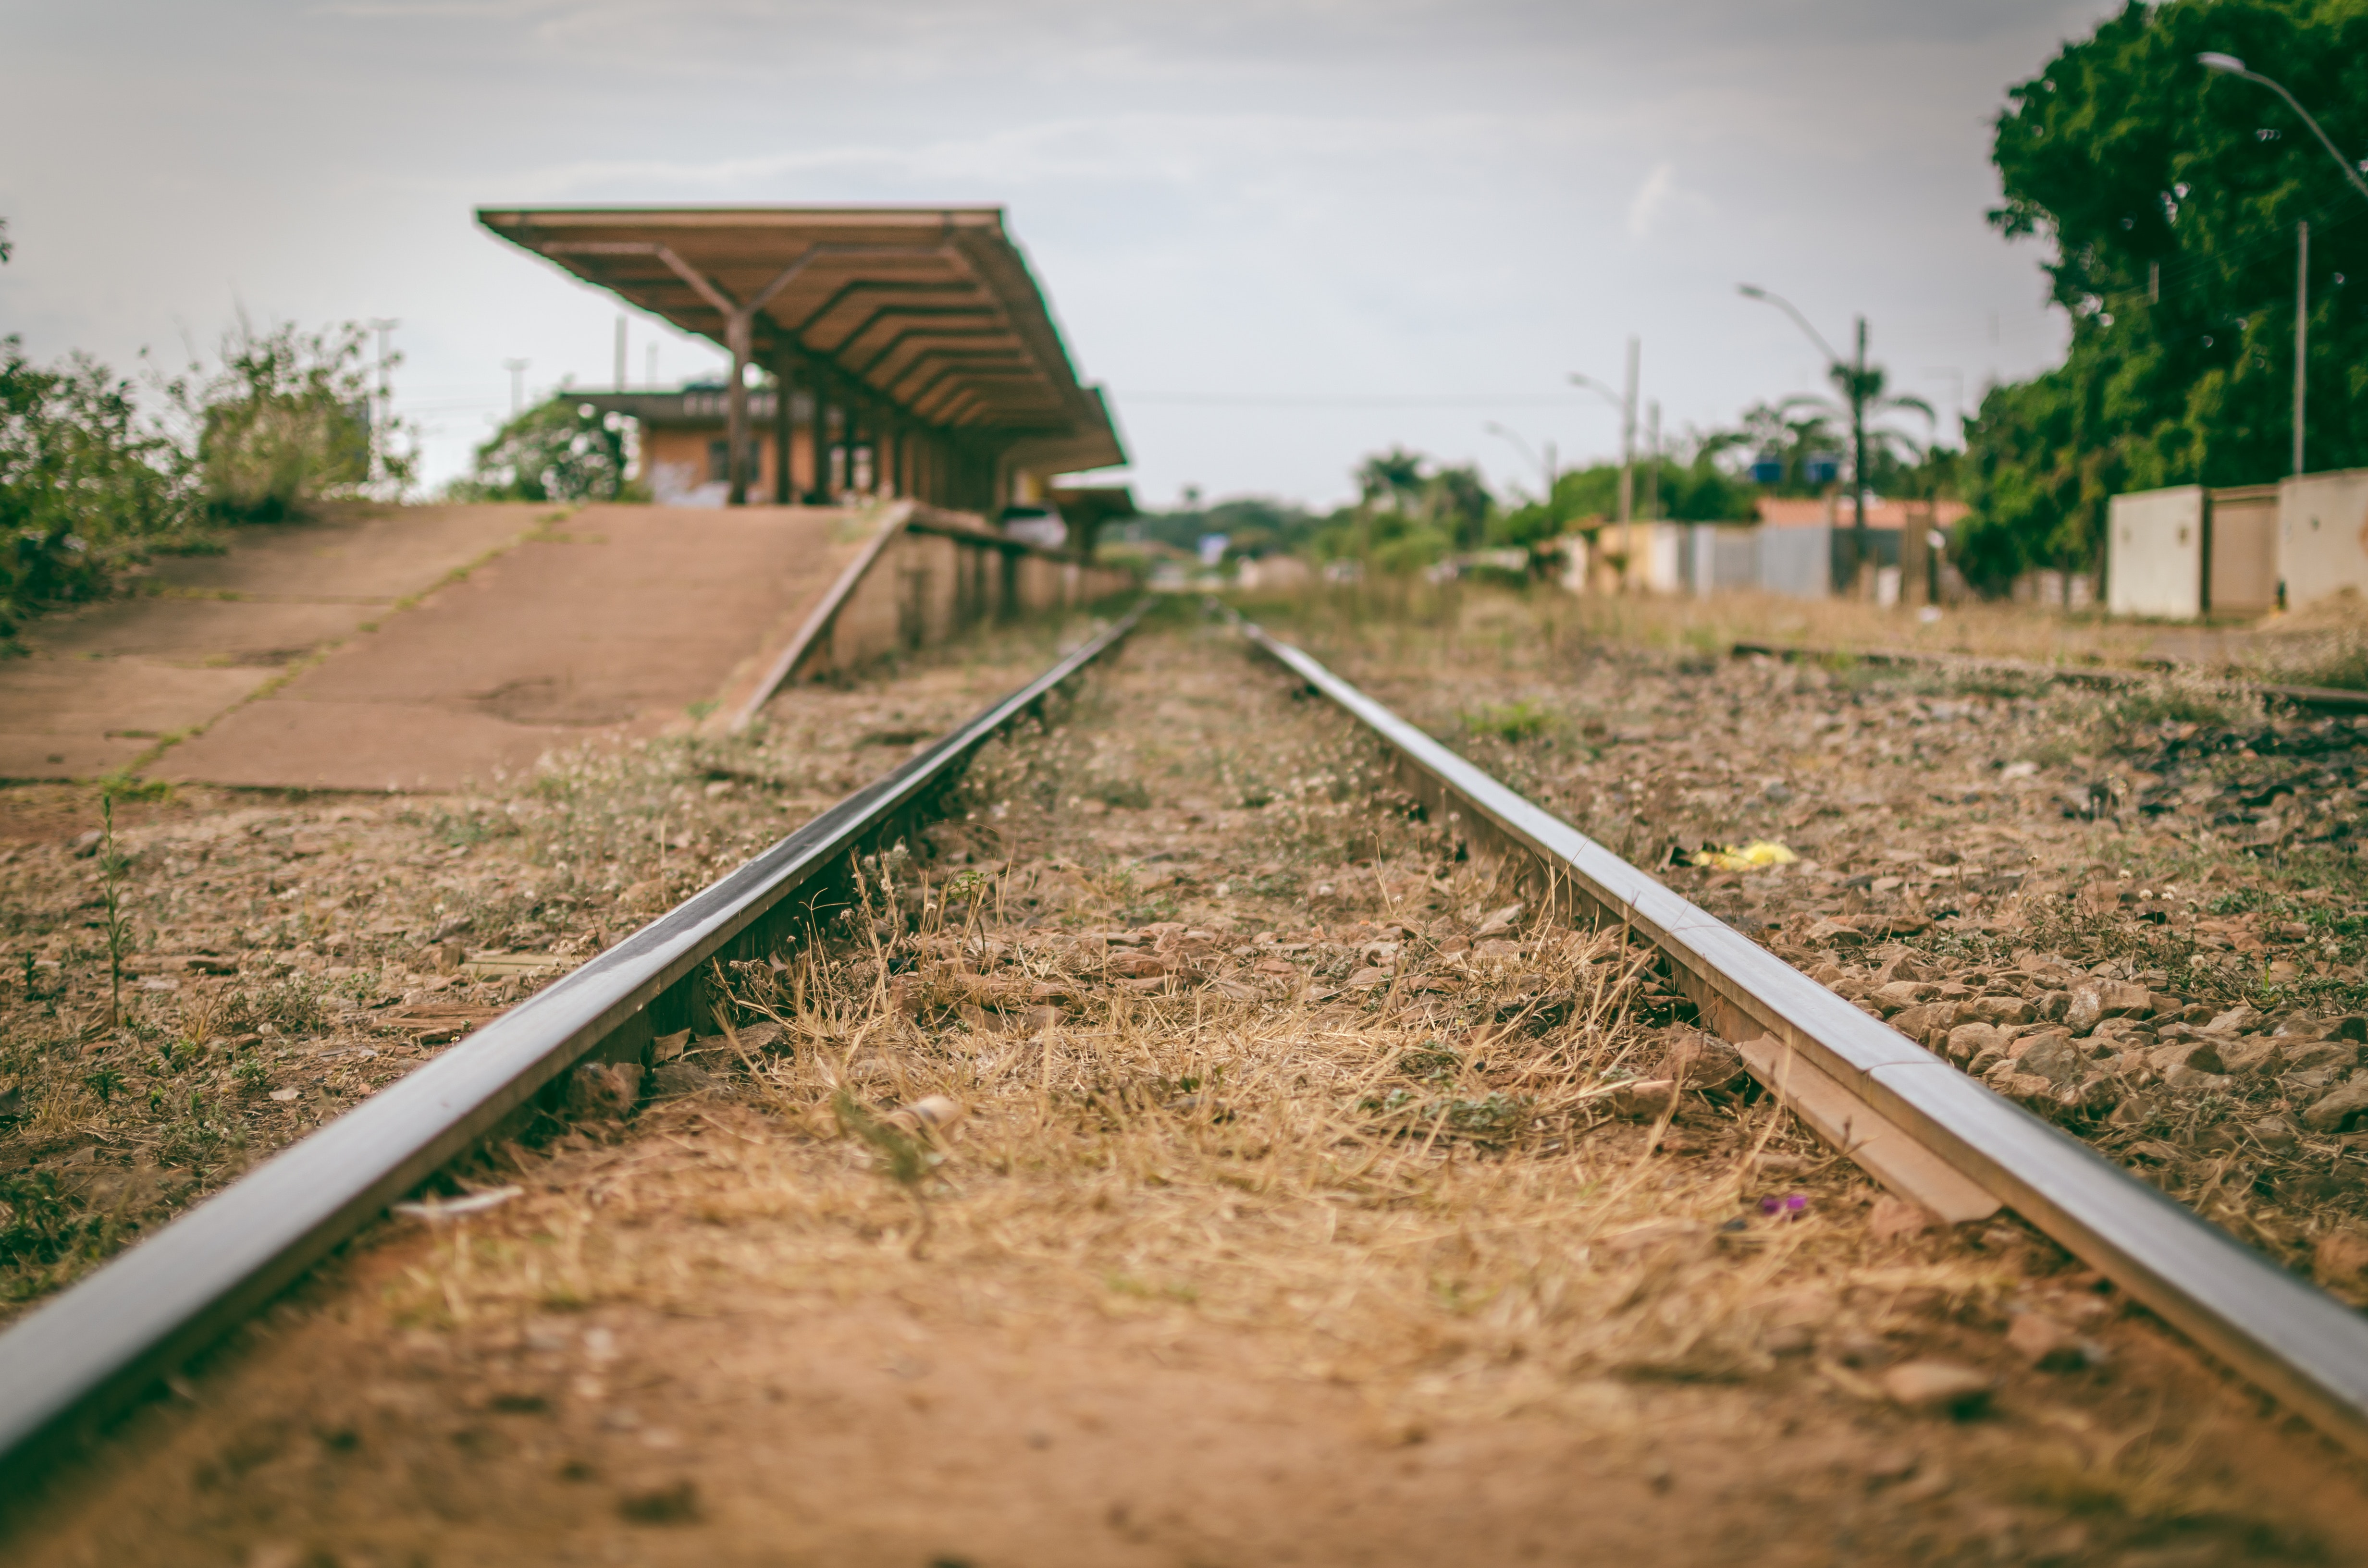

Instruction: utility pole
[1619,336,1639,589]
[1644,400,1662,524]
[1851,316,1870,593]
[646,343,658,391]
[503,358,529,418]
[2296,220,2310,476]
[615,316,628,392]
[367,318,397,485]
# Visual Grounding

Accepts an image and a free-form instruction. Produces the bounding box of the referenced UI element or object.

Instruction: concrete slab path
[161,503,878,791]
[0,504,544,781]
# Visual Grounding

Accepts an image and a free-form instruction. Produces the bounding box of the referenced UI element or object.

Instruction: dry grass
[386,618,2020,1425]
[0,613,1107,1317]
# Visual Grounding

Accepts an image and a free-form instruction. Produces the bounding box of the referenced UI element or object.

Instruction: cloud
[1626,162,1714,239]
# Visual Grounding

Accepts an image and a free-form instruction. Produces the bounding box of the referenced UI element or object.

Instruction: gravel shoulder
[1270,582,2368,1293]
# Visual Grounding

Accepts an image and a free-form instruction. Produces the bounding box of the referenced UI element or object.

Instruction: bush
[453,393,635,503]
[0,313,399,641]
[173,318,384,522]
[0,337,200,639]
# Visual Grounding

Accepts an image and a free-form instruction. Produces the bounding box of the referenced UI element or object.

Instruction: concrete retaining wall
[788,506,1132,684]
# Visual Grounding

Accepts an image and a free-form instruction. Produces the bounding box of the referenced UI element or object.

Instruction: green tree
[0,340,199,637]
[1964,0,2368,586]
[461,393,635,503]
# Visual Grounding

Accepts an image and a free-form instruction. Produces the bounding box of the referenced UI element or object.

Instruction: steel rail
[1238,615,2368,1462]
[0,600,1152,1483]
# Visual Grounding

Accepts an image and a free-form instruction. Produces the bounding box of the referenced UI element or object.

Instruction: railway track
[7,600,2368,1555]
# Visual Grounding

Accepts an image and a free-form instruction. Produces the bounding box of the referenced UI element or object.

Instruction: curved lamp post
[2199,52,2368,475]
[1740,284,1873,589]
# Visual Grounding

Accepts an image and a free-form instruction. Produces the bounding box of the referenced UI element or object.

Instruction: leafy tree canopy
[455,393,635,503]
[1962,0,2368,586]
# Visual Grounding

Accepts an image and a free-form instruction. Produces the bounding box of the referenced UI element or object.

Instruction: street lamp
[1740,283,1874,590]
[1569,340,1641,587]
[2197,54,2368,204]
[2198,52,2368,477]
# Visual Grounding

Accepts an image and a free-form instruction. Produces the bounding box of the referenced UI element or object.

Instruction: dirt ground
[7,603,2368,1565]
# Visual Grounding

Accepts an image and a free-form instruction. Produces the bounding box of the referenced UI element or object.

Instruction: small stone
[2302,1079,2368,1134]
[566,1061,641,1118]
[1880,1360,1993,1418]
[2284,1040,2360,1075]
[1659,1031,1748,1093]
[2205,1004,2264,1035]
[1872,980,1933,1014]
[1973,994,2038,1028]
[2145,1041,2224,1076]
[2218,1038,2281,1076]
[2316,1230,2368,1302]
[2253,1115,2300,1150]
[649,1061,714,1097]
[2015,1033,2084,1087]
[1611,1078,1678,1118]
[1891,1003,1959,1042]
[1867,1194,1936,1241]
[1944,1021,2003,1066]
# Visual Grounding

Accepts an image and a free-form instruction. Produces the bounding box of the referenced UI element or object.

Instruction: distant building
[479,205,1126,522]
[581,384,798,507]
[2105,478,2324,619]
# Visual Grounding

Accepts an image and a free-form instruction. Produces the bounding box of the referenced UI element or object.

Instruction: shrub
[453,393,635,503]
[172,318,384,522]
[0,337,200,639]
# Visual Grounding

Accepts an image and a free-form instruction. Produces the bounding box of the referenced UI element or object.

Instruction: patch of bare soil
[7,614,2367,1565]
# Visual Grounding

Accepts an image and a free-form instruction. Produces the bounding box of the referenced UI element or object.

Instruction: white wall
[2279,470,2368,610]
[1760,526,1830,599]
[2107,486,2203,619]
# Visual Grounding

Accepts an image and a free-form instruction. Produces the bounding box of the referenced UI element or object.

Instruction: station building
[478,205,1130,546]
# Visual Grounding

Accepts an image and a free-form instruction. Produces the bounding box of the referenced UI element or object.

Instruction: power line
[1116,392,1602,408]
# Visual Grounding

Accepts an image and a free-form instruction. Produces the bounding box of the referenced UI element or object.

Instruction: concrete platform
[0,504,545,781]
[160,504,880,791]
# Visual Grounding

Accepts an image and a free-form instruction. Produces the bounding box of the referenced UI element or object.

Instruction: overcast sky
[1,0,2113,510]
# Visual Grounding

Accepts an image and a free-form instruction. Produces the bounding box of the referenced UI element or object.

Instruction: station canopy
[476,205,1124,476]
